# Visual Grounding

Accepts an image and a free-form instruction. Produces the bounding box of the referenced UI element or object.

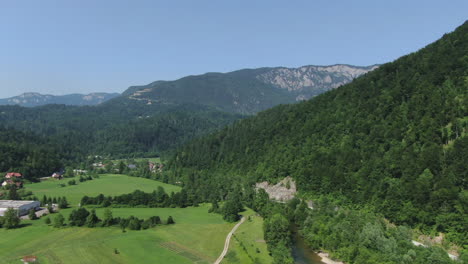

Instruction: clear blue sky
[0,0,466,98]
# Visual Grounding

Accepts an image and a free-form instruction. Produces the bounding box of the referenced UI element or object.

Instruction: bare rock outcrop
[255,176,297,202]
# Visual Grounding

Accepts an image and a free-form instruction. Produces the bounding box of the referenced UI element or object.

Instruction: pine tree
[3,208,20,229]
[102,208,113,227]
[8,186,20,200]
[85,209,99,227]
[53,214,65,228]
[166,216,175,225]
[58,196,68,209]
[28,208,38,220]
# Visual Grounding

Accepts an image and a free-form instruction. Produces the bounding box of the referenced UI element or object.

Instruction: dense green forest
[0,127,63,180]
[167,21,468,247]
[0,102,241,159]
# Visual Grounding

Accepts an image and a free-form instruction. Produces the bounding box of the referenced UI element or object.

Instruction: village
[0,158,164,219]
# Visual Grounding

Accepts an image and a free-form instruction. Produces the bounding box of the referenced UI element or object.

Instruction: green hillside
[0,102,241,159]
[168,22,468,245]
[0,127,63,181]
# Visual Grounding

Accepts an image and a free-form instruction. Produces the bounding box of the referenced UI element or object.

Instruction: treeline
[208,192,244,222]
[41,195,68,209]
[80,187,199,208]
[167,22,468,245]
[47,207,175,230]
[294,197,464,264]
[251,189,464,264]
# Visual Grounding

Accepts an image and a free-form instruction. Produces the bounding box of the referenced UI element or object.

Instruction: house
[127,164,137,169]
[51,172,63,179]
[21,255,37,263]
[92,162,105,169]
[1,180,23,188]
[149,162,164,172]
[4,172,22,179]
[149,162,156,172]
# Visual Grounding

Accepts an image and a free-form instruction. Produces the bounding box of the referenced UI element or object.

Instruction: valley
[0,7,466,264]
[0,173,259,264]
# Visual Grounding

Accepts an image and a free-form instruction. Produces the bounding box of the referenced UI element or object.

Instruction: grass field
[2,173,235,264]
[26,174,179,205]
[223,209,273,264]
[0,205,234,264]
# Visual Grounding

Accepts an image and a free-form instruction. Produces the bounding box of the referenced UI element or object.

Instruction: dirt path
[214,217,245,264]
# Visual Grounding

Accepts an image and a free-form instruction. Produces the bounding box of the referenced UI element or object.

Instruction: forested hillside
[0,64,373,159]
[0,102,241,159]
[0,127,63,180]
[168,22,468,244]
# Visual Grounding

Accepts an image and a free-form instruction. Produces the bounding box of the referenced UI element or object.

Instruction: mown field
[0,174,237,264]
[223,209,273,264]
[26,173,179,205]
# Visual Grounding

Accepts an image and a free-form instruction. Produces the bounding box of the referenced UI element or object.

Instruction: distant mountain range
[0,64,376,111]
[121,64,378,114]
[0,92,120,107]
[0,63,377,156]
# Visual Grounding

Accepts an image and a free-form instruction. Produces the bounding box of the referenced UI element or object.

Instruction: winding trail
[214,217,245,264]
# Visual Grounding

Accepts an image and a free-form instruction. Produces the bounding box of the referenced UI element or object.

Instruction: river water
[291,228,325,264]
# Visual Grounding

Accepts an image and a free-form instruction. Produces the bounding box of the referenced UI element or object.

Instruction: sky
[0,1,466,98]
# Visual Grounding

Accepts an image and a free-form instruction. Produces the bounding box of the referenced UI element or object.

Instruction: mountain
[0,92,120,107]
[168,22,467,245]
[0,63,376,158]
[121,64,378,115]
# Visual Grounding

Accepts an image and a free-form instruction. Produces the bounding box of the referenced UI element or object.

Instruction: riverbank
[317,252,344,264]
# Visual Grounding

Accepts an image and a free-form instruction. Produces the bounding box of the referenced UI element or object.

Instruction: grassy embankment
[223,209,273,264]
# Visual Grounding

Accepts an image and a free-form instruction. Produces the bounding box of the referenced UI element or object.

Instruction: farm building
[4,172,23,179]
[0,200,40,216]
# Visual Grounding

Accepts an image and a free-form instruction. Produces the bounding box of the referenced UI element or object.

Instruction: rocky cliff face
[256,64,379,100]
[255,176,297,202]
[122,64,378,115]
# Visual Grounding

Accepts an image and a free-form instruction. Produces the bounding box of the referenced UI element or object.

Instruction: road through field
[214,217,245,264]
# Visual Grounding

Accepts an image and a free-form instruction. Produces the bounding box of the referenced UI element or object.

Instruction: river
[291,228,325,264]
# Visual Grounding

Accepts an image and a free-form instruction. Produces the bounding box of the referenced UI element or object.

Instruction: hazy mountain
[0,92,120,107]
[120,64,378,115]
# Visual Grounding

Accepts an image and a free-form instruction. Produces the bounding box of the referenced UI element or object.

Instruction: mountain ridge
[119,64,378,115]
[0,92,120,107]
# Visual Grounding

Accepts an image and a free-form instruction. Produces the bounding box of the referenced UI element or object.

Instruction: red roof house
[5,172,22,179]
[21,255,37,263]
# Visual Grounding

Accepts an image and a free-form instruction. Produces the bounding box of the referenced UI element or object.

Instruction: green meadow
[0,174,236,264]
[0,205,233,264]
[26,173,179,205]
[223,209,273,264]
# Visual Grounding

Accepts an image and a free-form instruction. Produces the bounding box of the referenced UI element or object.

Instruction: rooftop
[0,200,38,208]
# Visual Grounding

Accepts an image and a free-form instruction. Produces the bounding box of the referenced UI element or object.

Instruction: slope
[0,102,241,159]
[0,127,63,181]
[168,22,468,244]
[121,64,378,115]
